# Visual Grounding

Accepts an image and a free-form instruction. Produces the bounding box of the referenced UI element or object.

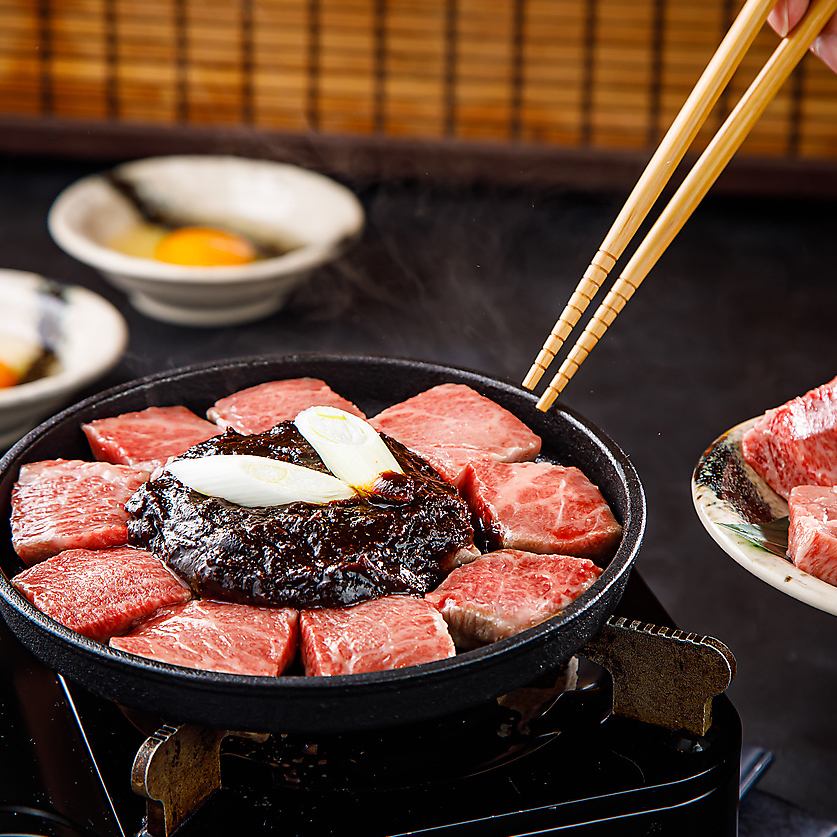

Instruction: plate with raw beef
[692,376,837,616]
[0,355,644,733]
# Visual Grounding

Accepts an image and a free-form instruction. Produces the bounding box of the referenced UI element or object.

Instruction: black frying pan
[0,355,645,734]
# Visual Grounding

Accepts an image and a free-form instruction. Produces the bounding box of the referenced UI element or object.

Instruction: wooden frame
[1,115,835,198]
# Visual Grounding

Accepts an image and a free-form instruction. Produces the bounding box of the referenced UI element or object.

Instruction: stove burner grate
[132,617,735,836]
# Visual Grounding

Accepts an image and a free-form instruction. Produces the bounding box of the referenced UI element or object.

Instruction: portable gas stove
[0,571,748,837]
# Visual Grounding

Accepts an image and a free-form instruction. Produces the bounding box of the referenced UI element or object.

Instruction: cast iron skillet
[0,355,645,734]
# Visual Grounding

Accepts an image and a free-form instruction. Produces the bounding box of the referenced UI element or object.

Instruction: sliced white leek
[166,455,356,507]
[294,406,403,492]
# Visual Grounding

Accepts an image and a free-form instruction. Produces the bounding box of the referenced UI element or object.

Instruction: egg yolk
[153,227,257,267]
[0,361,19,388]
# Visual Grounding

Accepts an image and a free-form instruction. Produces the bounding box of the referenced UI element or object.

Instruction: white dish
[692,417,837,616]
[0,270,127,448]
[48,156,365,327]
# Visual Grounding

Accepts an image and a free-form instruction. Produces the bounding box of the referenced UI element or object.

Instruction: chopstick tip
[522,366,544,390]
[536,388,558,412]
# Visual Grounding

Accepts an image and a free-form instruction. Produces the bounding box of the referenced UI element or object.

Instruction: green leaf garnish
[721,517,789,558]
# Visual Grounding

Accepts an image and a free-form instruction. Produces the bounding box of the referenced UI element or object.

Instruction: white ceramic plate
[692,417,837,616]
[0,270,127,448]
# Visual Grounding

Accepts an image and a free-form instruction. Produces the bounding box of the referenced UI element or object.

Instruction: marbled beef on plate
[461,460,621,558]
[426,549,602,646]
[742,376,837,499]
[370,384,541,485]
[111,599,298,675]
[83,406,220,470]
[12,546,190,641]
[11,459,149,564]
[788,485,837,586]
[300,595,455,676]
[208,378,365,435]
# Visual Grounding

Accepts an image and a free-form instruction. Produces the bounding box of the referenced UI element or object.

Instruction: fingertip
[811,33,837,74]
[768,4,790,37]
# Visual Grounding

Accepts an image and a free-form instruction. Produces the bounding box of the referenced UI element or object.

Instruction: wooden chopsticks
[525,0,837,412]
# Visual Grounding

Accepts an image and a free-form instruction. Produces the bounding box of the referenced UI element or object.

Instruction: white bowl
[48,156,365,327]
[0,270,127,448]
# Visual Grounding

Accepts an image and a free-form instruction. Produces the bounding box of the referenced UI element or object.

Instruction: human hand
[769,0,837,72]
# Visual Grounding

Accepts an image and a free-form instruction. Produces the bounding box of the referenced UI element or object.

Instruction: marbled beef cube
[371,384,541,486]
[742,376,837,499]
[300,595,455,676]
[460,460,621,558]
[12,546,190,641]
[111,600,298,676]
[208,378,365,435]
[426,549,602,646]
[83,405,220,470]
[788,485,837,586]
[11,459,149,564]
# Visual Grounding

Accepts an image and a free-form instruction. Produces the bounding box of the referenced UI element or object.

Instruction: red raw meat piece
[411,448,483,488]
[426,549,602,645]
[208,378,365,434]
[371,384,541,485]
[111,600,298,675]
[83,406,220,470]
[742,377,837,499]
[300,595,455,676]
[12,546,191,641]
[11,459,149,564]
[788,485,837,586]
[460,460,622,558]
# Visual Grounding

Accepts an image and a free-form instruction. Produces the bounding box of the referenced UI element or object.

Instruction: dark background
[1,155,835,819]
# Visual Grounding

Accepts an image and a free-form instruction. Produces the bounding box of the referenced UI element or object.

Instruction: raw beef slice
[371,384,541,485]
[426,549,602,645]
[83,406,220,470]
[111,600,298,675]
[11,459,150,564]
[12,546,190,641]
[461,460,622,558]
[788,485,837,586]
[208,378,365,434]
[742,376,837,499]
[300,595,455,676]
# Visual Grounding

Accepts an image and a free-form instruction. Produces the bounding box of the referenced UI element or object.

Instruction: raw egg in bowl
[48,156,365,327]
[0,270,126,448]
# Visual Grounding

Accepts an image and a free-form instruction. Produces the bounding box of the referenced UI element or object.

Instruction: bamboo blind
[0,0,833,162]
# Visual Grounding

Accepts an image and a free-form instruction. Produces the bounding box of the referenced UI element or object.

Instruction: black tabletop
[1,155,835,821]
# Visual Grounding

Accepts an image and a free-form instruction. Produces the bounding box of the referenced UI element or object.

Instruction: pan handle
[582,616,736,737]
[131,724,225,837]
